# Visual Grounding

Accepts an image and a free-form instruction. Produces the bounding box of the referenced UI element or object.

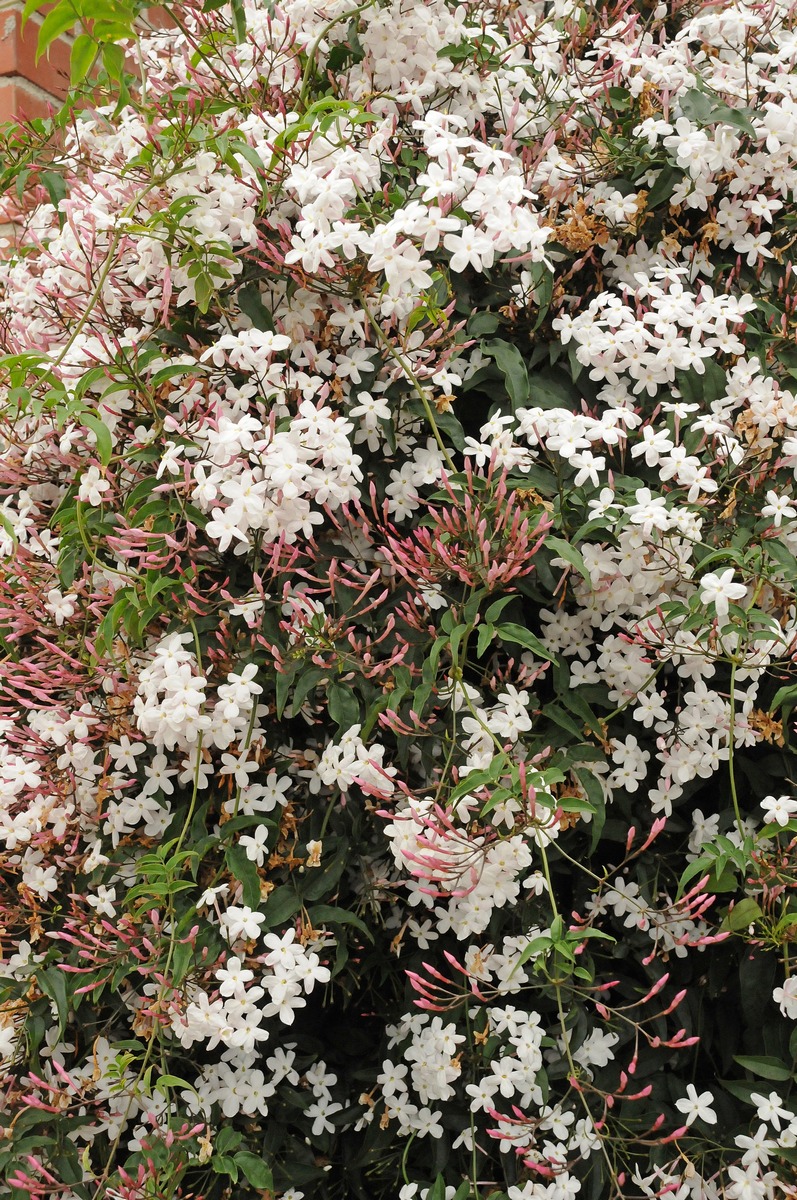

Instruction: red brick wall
[0,4,173,123]
[0,4,70,122]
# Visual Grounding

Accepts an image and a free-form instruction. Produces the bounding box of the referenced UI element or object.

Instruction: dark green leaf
[496,622,557,661]
[262,886,301,928]
[328,682,360,730]
[37,968,69,1038]
[235,1152,273,1190]
[81,414,113,467]
[307,904,373,940]
[481,338,530,409]
[645,165,682,209]
[545,536,591,584]
[226,844,262,908]
[733,1054,792,1081]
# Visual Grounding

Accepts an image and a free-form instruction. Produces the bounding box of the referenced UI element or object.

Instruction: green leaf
[678,87,714,124]
[427,1175,448,1200]
[215,1126,243,1154]
[0,510,18,552]
[212,1155,238,1181]
[543,702,584,739]
[484,595,516,623]
[574,767,606,852]
[194,273,214,313]
[718,1078,762,1104]
[38,968,69,1038]
[37,1,82,58]
[288,666,324,715]
[171,940,193,986]
[476,622,495,656]
[230,0,247,41]
[275,665,297,718]
[101,42,126,86]
[22,0,47,24]
[515,935,553,967]
[262,885,301,928]
[559,687,602,737]
[675,359,727,406]
[226,844,261,908]
[235,1152,273,1190]
[545,536,591,584]
[496,622,557,662]
[39,170,67,210]
[468,311,500,336]
[557,794,595,813]
[307,904,373,940]
[715,104,756,137]
[237,282,274,331]
[155,1073,197,1096]
[70,33,97,84]
[645,164,682,209]
[720,897,762,932]
[529,264,554,331]
[481,339,529,410]
[81,414,113,467]
[302,843,348,900]
[733,1055,792,1082]
[328,682,360,730]
[434,408,465,452]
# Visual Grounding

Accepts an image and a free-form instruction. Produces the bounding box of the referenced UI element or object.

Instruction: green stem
[297,0,380,110]
[53,179,162,371]
[94,621,208,1198]
[727,661,745,839]
[400,1131,417,1186]
[356,288,457,472]
[463,1002,480,1199]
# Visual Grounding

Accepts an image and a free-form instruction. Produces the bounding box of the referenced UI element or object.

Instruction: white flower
[772,977,797,1019]
[750,1090,794,1130]
[215,956,254,998]
[78,465,111,506]
[219,905,266,943]
[760,794,797,827]
[699,568,747,620]
[204,506,250,552]
[198,883,229,908]
[675,1083,716,1125]
[761,490,797,527]
[239,824,270,867]
[44,588,77,626]
[86,884,117,917]
[735,1124,775,1167]
[0,1020,19,1062]
[305,1097,343,1136]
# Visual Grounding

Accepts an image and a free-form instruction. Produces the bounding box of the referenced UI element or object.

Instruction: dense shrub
[2,1,797,1198]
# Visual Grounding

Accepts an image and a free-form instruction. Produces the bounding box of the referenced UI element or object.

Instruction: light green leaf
[70,33,97,84]
[37,1,81,58]
[81,414,113,466]
[545,536,591,584]
[720,897,762,932]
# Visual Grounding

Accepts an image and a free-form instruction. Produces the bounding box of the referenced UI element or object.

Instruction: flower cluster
[2,0,797,1198]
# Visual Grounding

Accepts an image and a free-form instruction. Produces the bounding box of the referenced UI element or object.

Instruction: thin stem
[727,661,745,839]
[356,288,457,472]
[297,0,380,110]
